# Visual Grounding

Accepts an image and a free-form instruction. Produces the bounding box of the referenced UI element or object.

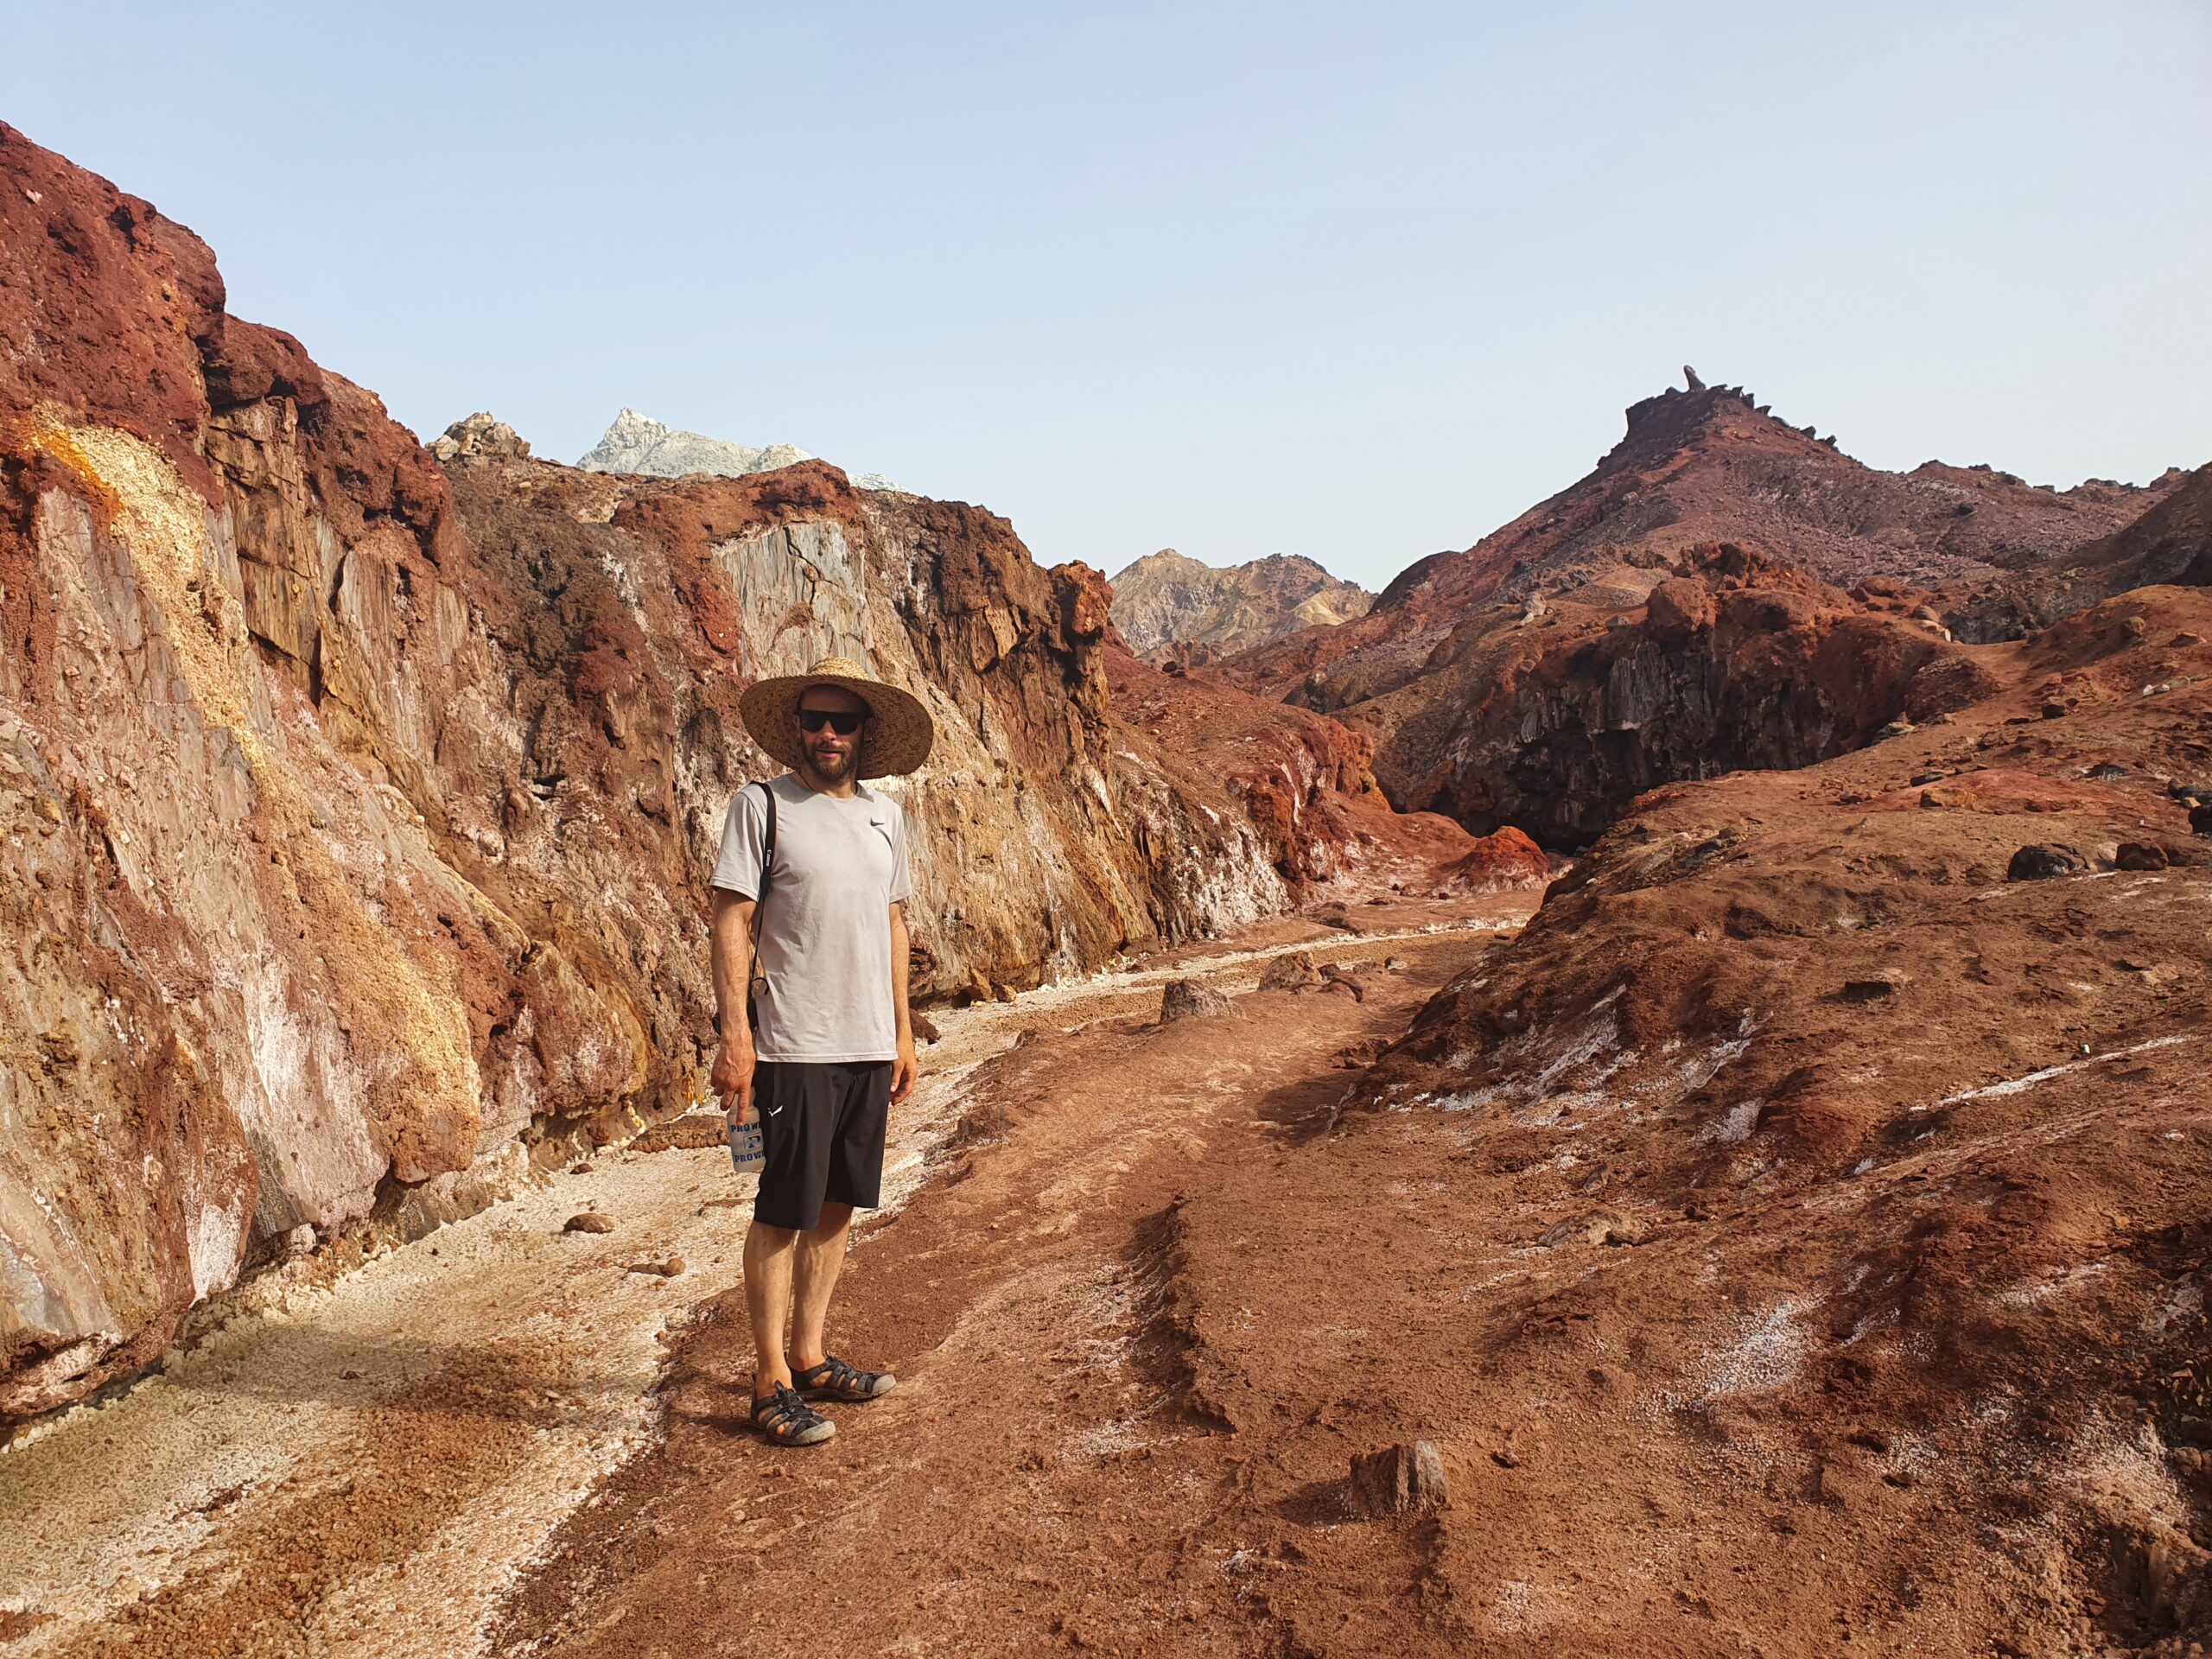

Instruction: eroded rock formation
[1956,461,2211,639]
[1294,542,1993,846]
[1105,647,1486,891]
[1228,380,2172,707]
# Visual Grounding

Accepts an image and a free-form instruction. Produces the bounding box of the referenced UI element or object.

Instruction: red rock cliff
[0,124,1419,1419]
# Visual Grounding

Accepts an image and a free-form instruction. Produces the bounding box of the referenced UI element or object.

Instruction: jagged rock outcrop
[1281,542,1989,847]
[1955,461,2211,639]
[0,124,1415,1420]
[1228,379,2173,709]
[577,408,896,492]
[1105,647,1486,891]
[429,410,530,463]
[1219,380,2179,848]
[1109,548,1371,662]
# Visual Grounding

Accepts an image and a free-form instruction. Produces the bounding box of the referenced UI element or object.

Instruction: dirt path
[494,902,1515,1659]
[0,900,1522,1659]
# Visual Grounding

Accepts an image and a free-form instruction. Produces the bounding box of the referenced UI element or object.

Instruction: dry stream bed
[0,900,1519,1658]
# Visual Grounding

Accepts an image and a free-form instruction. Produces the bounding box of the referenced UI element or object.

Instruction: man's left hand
[891,1037,918,1104]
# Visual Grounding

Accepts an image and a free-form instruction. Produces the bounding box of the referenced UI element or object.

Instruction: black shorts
[753,1060,892,1230]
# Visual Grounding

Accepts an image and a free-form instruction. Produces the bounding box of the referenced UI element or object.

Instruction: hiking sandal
[792,1355,896,1402]
[750,1382,836,1446]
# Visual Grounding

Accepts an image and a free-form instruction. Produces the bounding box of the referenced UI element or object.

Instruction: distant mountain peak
[576,410,896,491]
[1109,549,1372,660]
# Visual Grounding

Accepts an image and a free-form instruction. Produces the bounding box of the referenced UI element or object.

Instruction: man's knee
[747,1220,801,1254]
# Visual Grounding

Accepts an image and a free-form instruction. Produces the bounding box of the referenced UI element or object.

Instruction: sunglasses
[796,709,866,735]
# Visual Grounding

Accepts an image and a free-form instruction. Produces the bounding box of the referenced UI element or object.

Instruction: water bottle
[728,1112,765,1174]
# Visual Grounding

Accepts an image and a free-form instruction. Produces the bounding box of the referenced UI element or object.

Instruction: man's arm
[888,900,917,1104]
[710,889,758,1122]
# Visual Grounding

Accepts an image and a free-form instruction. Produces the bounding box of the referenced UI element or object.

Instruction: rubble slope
[1237,584,2212,1651]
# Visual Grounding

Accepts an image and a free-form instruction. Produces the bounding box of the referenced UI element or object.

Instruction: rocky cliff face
[1104,647,1491,892]
[1220,379,2182,849]
[1229,379,2172,707]
[0,124,1419,1421]
[1311,543,1992,847]
[1108,547,1371,662]
[577,408,897,492]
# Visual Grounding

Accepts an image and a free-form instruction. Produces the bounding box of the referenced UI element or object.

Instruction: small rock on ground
[1539,1210,1646,1249]
[563,1212,616,1235]
[1258,951,1322,992]
[1351,1440,1450,1516]
[1160,980,1241,1023]
[2007,843,2083,880]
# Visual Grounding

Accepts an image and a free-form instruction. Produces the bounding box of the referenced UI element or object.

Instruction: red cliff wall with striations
[0,124,1430,1419]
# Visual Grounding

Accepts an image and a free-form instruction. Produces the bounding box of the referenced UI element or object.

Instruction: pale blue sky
[7,2,2208,588]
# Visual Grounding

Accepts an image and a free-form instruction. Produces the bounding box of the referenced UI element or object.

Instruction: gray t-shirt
[710,775,915,1063]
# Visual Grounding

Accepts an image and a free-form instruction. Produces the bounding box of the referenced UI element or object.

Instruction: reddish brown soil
[492,911,1514,1658]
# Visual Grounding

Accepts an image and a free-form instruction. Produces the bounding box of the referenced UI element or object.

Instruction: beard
[804,742,860,785]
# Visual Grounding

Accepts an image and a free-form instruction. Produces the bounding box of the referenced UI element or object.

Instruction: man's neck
[792,762,861,800]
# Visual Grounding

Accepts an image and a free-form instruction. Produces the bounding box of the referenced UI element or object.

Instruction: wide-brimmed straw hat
[738,654,935,779]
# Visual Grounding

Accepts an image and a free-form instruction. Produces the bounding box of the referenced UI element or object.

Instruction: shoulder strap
[744,780,779,1033]
[754,779,778,901]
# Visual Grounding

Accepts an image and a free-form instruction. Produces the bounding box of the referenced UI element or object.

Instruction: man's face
[795,685,871,784]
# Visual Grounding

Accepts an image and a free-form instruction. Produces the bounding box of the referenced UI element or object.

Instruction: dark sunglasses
[796,709,866,734]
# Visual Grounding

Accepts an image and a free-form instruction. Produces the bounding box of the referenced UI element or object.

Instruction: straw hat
[738,654,935,779]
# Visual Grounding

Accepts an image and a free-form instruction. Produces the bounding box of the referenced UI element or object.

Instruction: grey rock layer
[577,408,896,492]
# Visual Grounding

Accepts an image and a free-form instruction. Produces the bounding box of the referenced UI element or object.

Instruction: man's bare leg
[744,1221,801,1399]
[788,1201,854,1373]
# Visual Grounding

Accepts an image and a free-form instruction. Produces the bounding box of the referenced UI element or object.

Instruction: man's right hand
[712,1031,757,1125]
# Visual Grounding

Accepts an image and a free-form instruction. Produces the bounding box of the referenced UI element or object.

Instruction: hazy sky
[7,2,2208,589]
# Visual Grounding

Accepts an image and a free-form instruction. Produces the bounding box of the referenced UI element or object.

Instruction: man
[709,654,933,1446]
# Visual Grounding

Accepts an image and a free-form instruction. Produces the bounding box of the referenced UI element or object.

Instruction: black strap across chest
[753,779,779,901]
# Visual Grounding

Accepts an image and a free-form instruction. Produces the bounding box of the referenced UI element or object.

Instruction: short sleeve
[710,785,766,897]
[887,801,914,905]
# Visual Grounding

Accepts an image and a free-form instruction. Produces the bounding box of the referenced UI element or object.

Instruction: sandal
[750,1382,836,1446]
[792,1355,897,1402]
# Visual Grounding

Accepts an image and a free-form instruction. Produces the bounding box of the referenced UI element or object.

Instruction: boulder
[1257,951,1323,992]
[1644,575,1717,643]
[1319,963,1368,1003]
[2007,844,2085,880]
[2116,842,2171,872]
[1160,980,1241,1023]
